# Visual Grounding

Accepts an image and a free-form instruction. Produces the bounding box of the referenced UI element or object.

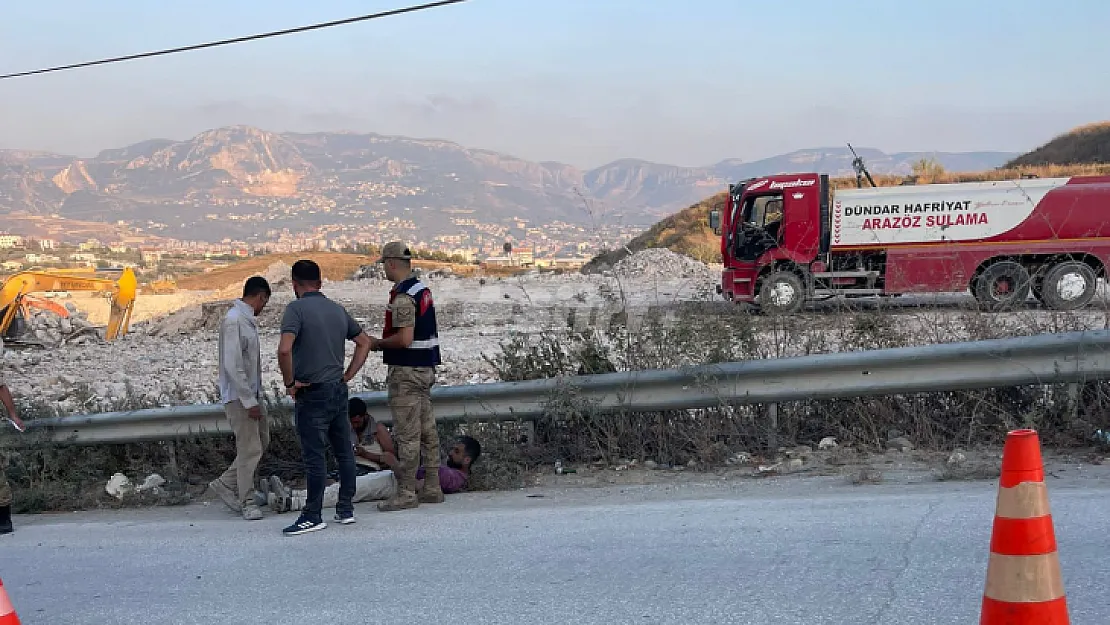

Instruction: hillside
[581,193,727,272]
[173,251,476,291]
[0,126,1016,243]
[584,161,1110,271]
[1005,122,1110,168]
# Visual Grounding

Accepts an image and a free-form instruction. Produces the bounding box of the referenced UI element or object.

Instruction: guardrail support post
[767,403,779,452]
[1066,382,1081,422]
[166,441,179,477]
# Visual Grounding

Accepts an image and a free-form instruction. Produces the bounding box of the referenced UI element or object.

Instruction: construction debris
[20,308,101,346]
[352,263,387,281]
[613,248,716,282]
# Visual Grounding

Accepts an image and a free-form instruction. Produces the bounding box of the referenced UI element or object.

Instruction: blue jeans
[294,380,356,521]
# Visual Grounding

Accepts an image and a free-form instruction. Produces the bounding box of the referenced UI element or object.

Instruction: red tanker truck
[708,170,1110,314]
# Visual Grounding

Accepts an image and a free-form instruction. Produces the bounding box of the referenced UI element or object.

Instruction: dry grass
[482,301,1110,470]
[1006,122,1110,168]
[1,382,530,513]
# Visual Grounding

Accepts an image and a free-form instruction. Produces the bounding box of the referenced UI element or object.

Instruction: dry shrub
[8,294,1110,513]
[484,300,1110,468]
[1,380,539,513]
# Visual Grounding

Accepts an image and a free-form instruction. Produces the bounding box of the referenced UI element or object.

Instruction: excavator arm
[20,295,72,319]
[106,268,137,340]
[0,267,138,341]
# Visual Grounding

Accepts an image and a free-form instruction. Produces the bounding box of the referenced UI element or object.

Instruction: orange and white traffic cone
[0,578,21,625]
[980,428,1070,624]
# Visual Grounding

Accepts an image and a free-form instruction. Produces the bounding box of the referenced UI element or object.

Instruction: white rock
[818,437,838,450]
[105,473,134,499]
[137,473,167,492]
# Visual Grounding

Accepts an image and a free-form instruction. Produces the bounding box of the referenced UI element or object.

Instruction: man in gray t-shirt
[277,259,372,536]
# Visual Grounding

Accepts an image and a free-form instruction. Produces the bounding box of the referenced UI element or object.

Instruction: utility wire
[0,0,468,81]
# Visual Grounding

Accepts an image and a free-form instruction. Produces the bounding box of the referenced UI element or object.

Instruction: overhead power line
[0,0,468,81]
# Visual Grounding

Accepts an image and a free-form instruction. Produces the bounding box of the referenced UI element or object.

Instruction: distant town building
[0,234,25,249]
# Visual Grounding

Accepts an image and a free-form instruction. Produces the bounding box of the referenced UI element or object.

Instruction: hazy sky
[0,0,1106,168]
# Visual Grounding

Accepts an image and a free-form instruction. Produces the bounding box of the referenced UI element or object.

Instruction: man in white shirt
[1,337,26,535]
[210,276,272,520]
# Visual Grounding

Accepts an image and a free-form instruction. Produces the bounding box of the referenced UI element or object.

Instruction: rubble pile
[613,248,716,282]
[21,304,102,346]
[5,267,726,414]
[352,264,386,281]
[353,264,433,281]
[142,305,206,337]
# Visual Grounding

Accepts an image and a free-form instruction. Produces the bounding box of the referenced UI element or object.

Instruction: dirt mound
[613,248,715,281]
[581,193,726,274]
[144,300,234,337]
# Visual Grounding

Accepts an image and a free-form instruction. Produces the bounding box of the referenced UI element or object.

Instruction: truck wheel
[759,271,805,315]
[973,261,1031,312]
[1040,261,1097,311]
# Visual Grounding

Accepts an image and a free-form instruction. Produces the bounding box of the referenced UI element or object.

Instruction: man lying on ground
[265,435,481,514]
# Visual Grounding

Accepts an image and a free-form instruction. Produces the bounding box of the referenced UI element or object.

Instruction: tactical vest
[382,276,441,367]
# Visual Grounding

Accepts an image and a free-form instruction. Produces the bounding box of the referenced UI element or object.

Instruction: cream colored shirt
[0,338,8,388]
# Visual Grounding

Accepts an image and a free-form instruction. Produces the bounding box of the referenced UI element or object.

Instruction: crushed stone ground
[1,250,724,413]
[3,247,1108,415]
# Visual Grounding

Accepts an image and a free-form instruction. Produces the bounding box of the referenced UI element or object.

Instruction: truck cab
[710,173,829,312]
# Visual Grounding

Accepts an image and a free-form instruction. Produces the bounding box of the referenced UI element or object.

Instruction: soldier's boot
[0,505,13,535]
[377,470,419,512]
[419,465,445,504]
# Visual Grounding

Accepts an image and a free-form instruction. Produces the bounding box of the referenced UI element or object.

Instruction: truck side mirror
[708,210,720,235]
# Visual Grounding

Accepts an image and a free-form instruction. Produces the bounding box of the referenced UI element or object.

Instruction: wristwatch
[285,380,296,388]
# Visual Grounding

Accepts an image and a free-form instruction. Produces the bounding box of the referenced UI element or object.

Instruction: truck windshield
[745,195,783,229]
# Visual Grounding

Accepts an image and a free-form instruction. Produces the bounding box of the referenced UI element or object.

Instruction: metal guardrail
[17,329,1110,445]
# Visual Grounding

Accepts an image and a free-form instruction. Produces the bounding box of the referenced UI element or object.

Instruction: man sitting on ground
[348,397,397,474]
[266,434,481,514]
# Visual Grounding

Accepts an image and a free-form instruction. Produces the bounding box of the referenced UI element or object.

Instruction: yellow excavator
[0,268,137,342]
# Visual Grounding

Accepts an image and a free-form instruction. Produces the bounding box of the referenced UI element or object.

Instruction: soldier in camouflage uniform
[370,242,444,511]
[1,337,26,535]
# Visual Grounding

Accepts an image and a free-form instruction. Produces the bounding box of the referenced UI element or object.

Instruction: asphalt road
[2,475,1109,624]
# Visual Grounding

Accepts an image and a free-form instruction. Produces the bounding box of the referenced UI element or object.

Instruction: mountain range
[0,125,1018,242]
